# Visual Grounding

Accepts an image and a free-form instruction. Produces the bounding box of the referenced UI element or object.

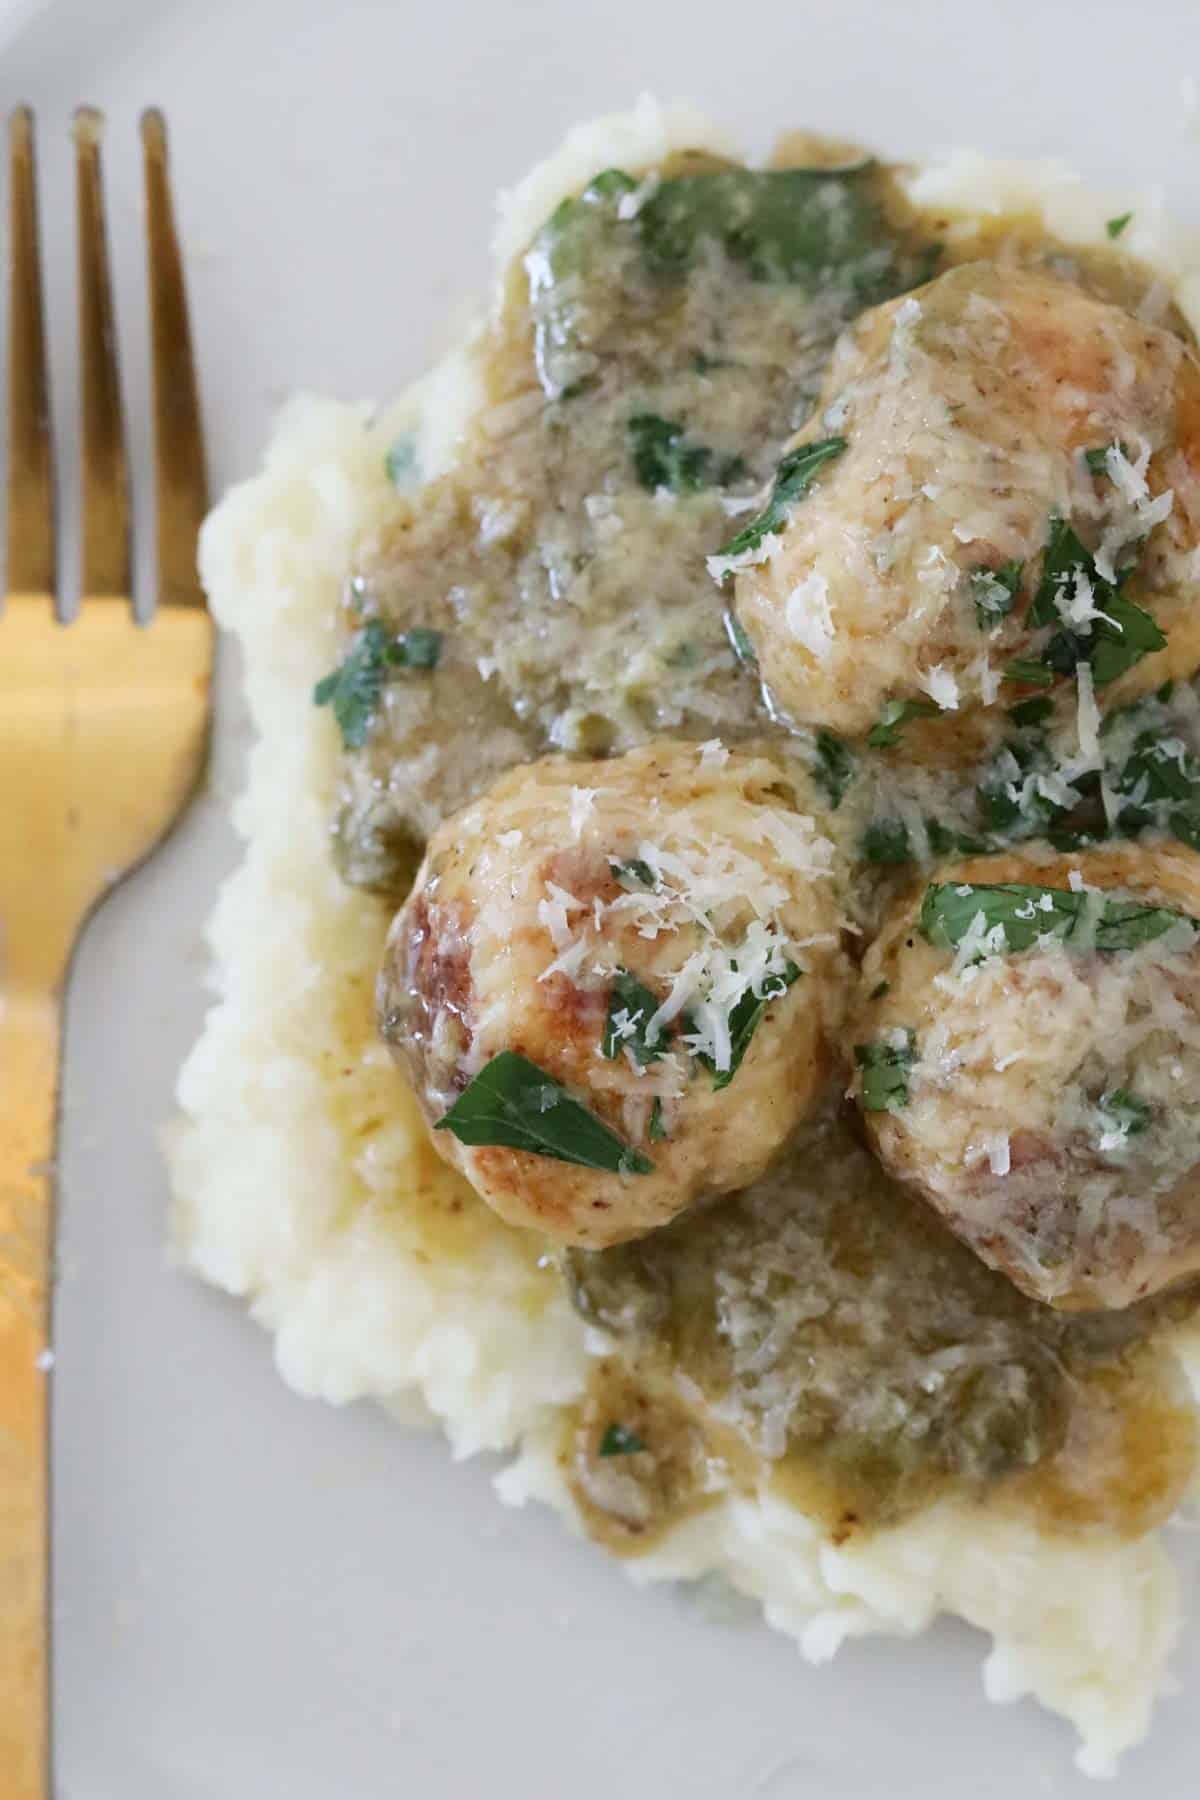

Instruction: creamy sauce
[335,154,936,889]
[328,144,1200,1550]
[564,1114,1198,1548]
[326,926,551,1273]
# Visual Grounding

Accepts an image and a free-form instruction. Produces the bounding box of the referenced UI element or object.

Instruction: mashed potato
[167,98,1200,1773]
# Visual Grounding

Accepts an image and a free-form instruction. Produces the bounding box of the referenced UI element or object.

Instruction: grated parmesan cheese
[785,571,835,661]
[920,664,960,711]
[1075,664,1101,768]
[706,530,784,585]
[569,787,597,838]
[537,881,584,948]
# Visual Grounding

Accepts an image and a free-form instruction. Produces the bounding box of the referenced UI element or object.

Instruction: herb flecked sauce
[329,141,1200,1550]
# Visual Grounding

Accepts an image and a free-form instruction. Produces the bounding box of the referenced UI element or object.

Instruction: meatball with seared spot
[725,262,1200,739]
[852,843,1200,1310]
[379,741,849,1247]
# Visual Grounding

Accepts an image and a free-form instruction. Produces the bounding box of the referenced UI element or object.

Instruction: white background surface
[4,0,1200,1793]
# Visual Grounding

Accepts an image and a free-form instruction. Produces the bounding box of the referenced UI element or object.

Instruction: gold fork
[0,107,211,1797]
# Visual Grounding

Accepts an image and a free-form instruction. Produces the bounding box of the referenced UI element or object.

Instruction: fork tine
[141,108,207,609]
[74,107,131,601]
[6,106,56,600]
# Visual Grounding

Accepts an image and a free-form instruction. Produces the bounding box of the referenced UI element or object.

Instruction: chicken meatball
[379,741,848,1246]
[723,262,1200,738]
[852,843,1200,1310]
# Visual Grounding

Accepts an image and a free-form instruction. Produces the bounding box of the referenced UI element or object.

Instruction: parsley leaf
[627,413,746,493]
[384,436,419,488]
[690,961,802,1091]
[862,818,914,863]
[610,857,657,890]
[1089,590,1167,686]
[714,437,846,564]
[1008,695,1055,728]
[1094,900,1200,952]
[919,882,1197,957]
[1024,514,1165,688]
[1111,724,1200,849]
[867,697,939,748]
[855,1033,916,1111]
[599,1423,646,1457]
[971,559,1024,629]
[314,621,391,750]
[928,820,988,857]
[1106,212,1133,240]
[602,970,663,1066]
[1003,658,1056,688]
[529,169,638,396]
[1083,442,1130,479]
[435,1051,653,1174]
[976,734,1071,839]
[862,817,986,864]
[531,164,938,398]
[392,627,443,669]
[635,163,920,296]
[313,620,441,749]
[812,729,855,808]
[1029,516,1093,629]
[1097,1088,1151,1139]
[314,622,446,748]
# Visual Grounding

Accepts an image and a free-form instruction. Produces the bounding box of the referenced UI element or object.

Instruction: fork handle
[0,992,58,1799]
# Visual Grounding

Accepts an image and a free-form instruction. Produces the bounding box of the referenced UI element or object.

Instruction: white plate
[6,1,1200,1792]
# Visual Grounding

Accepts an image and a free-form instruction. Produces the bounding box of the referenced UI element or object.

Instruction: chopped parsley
[531,163,935,401]
[812,729,855,809]
[1028,517,1094,628]
[1090,591,1168,686]
[1106,212,1133,240]
[384,435,419,488]
[1083,442,1131,478]
[862,816,985,864]
[602,969,663,1066]
[855,1033,916,1111]
[634,163,919,295]
[866,697,939,748]
[435,1051,653,1175]
[1110,722,1200,849]
[313,620,443,750]
[975,734,1071,839]
[1008,695,1055,728]
[1003,658,1056,688]
[689,961,801,1091]
[648,1098,667,1142]
[1024,514,1166,689]
[611,857,658,890]
[928,820,987,857]
[971,559,1023,629]
[919,882,1198,958]
[714,437,847,564]
[599,1422,647,1457]
[869,980,891,1000]
[530,169,638,395]
[392,627,443,669]
[1096,1088,1152,1140]
[627,412,746,493]
[862,818,915,863]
